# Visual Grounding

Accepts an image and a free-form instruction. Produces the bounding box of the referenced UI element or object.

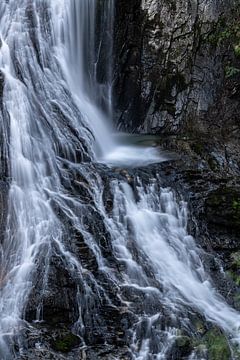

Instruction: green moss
[207,16,240,46]
[206,13,240,77]
[225,65,240,78]
[231,253,240,269]
[52,332,80,353]
[176,336,191,348]
[175,336,193,357]
[232,197,240,226]
[191,327,231,359]
[206,193,222,207]
[203,328,231,360]
[195,320,206,335]
[228,270,240,286]
[234,44,240,57]
[206,187,240,229]
[233,200,240,211]
[228,252,240,286]
[189,141,218,171]
[227,251,240,288]
[233,294,240,311]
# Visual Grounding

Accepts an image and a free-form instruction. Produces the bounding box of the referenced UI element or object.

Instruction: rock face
[205,186,240,232]
[113,0,240,138]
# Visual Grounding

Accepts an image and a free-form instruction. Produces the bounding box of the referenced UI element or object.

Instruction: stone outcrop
[113,0,240,139]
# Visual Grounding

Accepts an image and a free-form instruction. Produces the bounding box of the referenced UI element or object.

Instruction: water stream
[106,180,240,358]
[0,1,239,359]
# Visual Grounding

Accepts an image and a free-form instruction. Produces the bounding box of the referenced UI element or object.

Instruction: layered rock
[113,0,240,139]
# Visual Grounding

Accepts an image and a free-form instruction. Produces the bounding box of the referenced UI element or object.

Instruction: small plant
[234,44,240,57]
[227,251,240,287]
[52,332,80,353]
[233,200,240,211]
[203,328,231,360]
[225,65,240,78]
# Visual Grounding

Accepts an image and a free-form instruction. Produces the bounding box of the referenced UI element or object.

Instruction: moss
[234,44,240,57]
[231,252,240,268]
[203,328,231,360]
[52,332,80,353]
[227,270,240,286]
[190,327,231,359]
[207,16,240,47]
[225,65,240,78]
[207,16,229,46]
[175,336,193,357]
[195,320,206,335]
[233,200,240,211]
[176,336,191,348]
[206,13,240,78]
[232,198,240,226]
[233,293,240,311]
[207,187,240,208]
[228,252,240,287]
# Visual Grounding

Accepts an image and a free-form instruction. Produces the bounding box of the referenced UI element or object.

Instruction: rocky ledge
[8,145,239,359]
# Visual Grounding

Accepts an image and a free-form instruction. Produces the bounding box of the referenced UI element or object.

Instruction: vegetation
[207,9,240,78]
[228,252,240,286]
[203,328,231,360]
[225,65,240,78]
[208,15,240,46]
[206,186,240,229]
[51,331,80,353]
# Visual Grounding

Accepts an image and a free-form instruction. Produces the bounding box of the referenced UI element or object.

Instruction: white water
[101,145,167,167]
[51,0,115,157]
[0,1,240,359]
[0,0,115,357]
[103,179,240,357]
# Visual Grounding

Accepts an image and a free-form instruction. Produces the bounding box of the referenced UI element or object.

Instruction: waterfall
[106,180,240,357]
[51,0,115,157]
[0,1,240,359]
[0,0,115,357]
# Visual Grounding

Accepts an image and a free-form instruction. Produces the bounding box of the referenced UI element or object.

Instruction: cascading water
[105,180,240,358]
[51,0,115,157]
[0,0,115,357]
[0,1,240,359]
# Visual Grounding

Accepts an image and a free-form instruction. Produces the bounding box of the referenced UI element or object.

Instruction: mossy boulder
[205,186,240,230]
[203,328,231,360]
[170,335,193,358]
[175,336,193,356]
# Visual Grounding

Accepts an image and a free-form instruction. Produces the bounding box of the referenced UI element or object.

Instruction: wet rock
[173,336,193,358]
[0,70,4,104]
[51,330,81,353]
[113,0,236,135]
[0,181,8,245]
[25,251,79,325]
[205,186,240,231]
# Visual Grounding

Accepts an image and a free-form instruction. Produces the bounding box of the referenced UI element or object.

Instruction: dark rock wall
[113,0,240,138]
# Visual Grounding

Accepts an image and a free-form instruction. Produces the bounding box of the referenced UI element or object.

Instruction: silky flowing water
[0,1,239,359]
